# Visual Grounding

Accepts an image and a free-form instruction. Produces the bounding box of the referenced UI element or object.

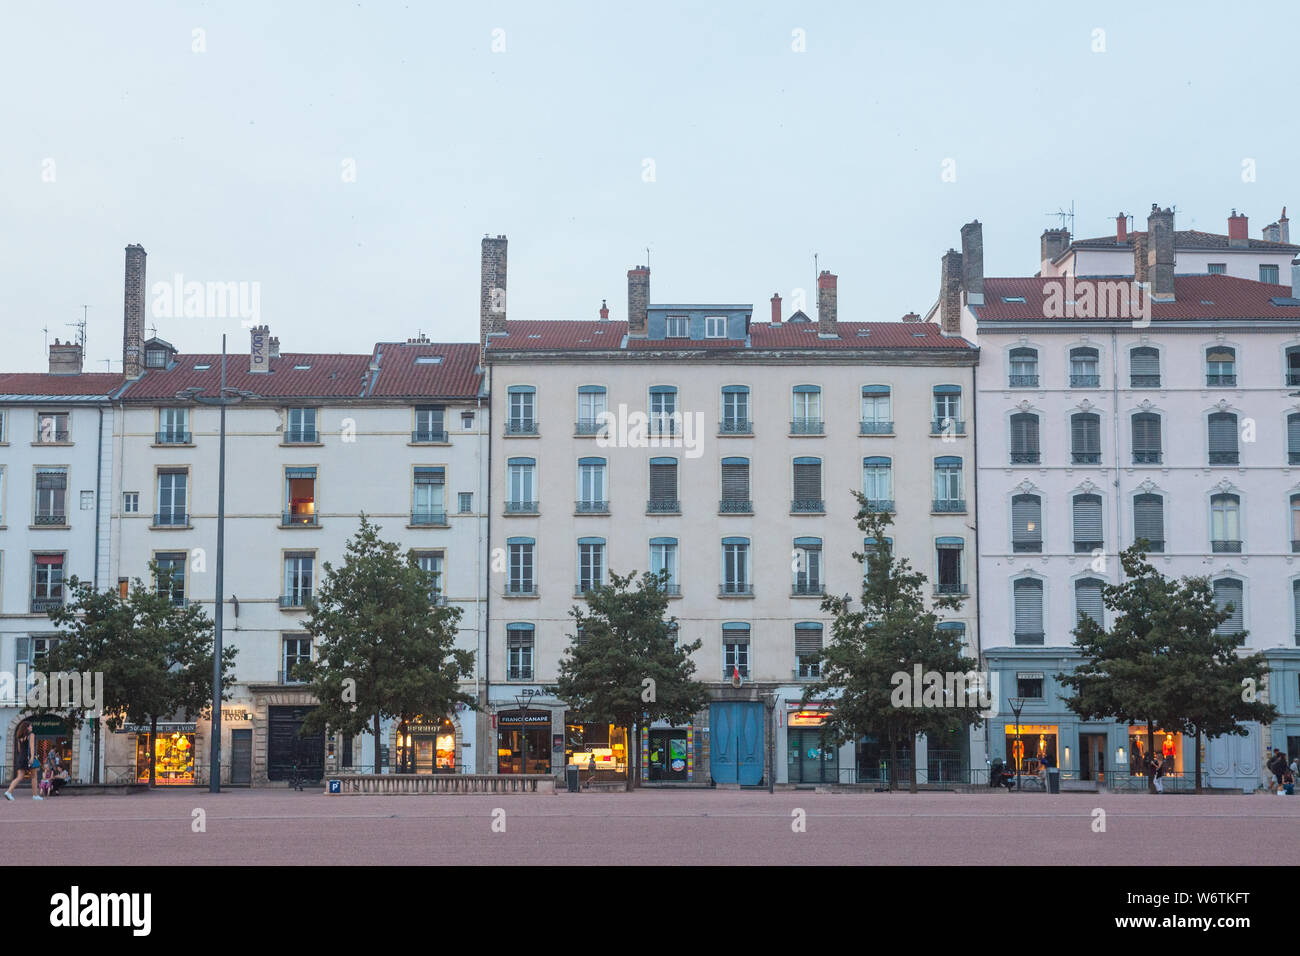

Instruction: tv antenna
[68,307,88,351]
[1046,201,1076,236]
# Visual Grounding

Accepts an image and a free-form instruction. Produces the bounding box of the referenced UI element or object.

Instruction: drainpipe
[970,352,990,777]
[481,372,492,772]
[94,406,104,590]
[1111,329,1121,578]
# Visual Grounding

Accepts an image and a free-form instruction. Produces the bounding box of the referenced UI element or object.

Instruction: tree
[550,569,709,791]
[298,515,475,774]
[804,496,982,793]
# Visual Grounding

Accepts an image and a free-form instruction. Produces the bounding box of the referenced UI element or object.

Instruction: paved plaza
[4,788,1297,865]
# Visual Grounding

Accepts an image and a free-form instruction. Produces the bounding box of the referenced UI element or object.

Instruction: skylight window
[293,364,311,370]
[193,363,211,370]
[527,334,541,339]
[414,356,444,364]
[1002,296,1027,304]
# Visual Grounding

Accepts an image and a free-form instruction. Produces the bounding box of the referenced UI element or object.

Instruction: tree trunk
[908,734,918,794]
[626,721,636,792]
[148,715,158,788]
[373,712,382,774]
[91,719,101,785]
[1194,728,1203,794]
[1145,720,1155,794]
[888,734,898,792]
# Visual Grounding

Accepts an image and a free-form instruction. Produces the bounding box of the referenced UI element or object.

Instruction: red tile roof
[0,373,125,398]
[976,274,1300,322]
[119,352,373,401]
[487,321,629,351]
[751,321,972,350]
[369,341,483,399]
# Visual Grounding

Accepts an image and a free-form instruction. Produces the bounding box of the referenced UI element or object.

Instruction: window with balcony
[720,457,751,513]
[1206,347,1236,387]
[1011,494,1042,553]
[650,537,679,595]
[1014,578,1044,644]
[284,467,317,525]
[576,457,608,513]
[282,636,312,684]
[793,537,823,596]
[416,550,444,603]
[795,622,823,678]
[1069,347,1100,388]
[412,467,447,525]
[935,538,964,595]
[507,623,535,679]
[506,457,537,514]
[1208,412,1239,465]
[31,553,65,612]
[1130,347,1160,388]
[649,385,678,437]
[648,457,679,513]
[1288,414,1300,465]
[1075,577,1104,628]
[721,538,751,596]
[932,385,964,434]
[157,407,190,444]
[36,411,69,444]
[35,468,68,525]
[1294,582,1300,643]
[1010,413,1040,464]
[1292,495,1300,554]
[506,386,538,435]
[1134,493,1165,552]
[285,407,318,443]
[861,385,892,434]
[1009,348,1039,388]
[413,405,447,443]
[720,385,751,434]
[792,457,824,513]
[791,385,823,434]
[506,538,536,596]
[156,469,188,526]
[1287,349,1300,388]
[282,552,315,607]
[1132,412,1162,464]
[155,552,186,606]
[1073,493,1103,552]
[1211,493,1242,553]
[862,457,893,512]
[1213,578,1244,639]
[722,623,750,679]
[576,537,605,594]
[1071,412,1101,464]
[576,386,607,436]
[932,456,964,512]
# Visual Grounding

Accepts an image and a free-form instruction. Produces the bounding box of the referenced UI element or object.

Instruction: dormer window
[705,316,726,338]
[146,350,166,368]
[666,316,688,338]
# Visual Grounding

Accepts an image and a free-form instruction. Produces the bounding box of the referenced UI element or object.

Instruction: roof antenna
[645,246,650,271]
[1045,201,1075,235]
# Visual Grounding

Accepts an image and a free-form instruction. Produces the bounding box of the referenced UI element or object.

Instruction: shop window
[136,727,196,784]
[497,709,550,774]
[396,716,456,774]
[1004,723,1058,777]
[1128,728,1181,775]
[565,722,628,775]
[1016,675,1044,699]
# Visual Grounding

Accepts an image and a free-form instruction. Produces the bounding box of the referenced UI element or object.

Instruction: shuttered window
[1071,413,1101,463]
[1010,413,1040,463]
[1072,494,1103,552]
[1293,581,1300,639]
[1131,413,1161,464]
[1075,577,1104,627]
[794,623,823,657]
[1292,495,1300,551]
[792,458,823,511]
[721,459,749,500]
[649,459,677,501]
[1011,494,1042,552]
[1288,414,1300,465]
[1207,412,1238,464]
[1213,579,1244,638]
[1130,347,1160,387]
[1133,494,1164,551]
[1014,579,1044,643]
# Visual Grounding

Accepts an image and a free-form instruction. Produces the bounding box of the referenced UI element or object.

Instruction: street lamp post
[515,689,536,776]
[1008,697,1026,791]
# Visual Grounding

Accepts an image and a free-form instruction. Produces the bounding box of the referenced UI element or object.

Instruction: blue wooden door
[710,702,764,785]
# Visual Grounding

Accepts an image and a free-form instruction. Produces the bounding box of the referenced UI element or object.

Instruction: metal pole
[209,336,227,794]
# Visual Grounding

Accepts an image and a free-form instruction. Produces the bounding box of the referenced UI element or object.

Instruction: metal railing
[1070,374,1100,388]
[1010,452,1040,464]
[792,583,825,596]
[719,583,753,597]
[859,420,893,435]
[1131,375,1161,388]
[863,498,894,512]
[281,512,319,526]
[646,499,680,514]
[657,583,681,597]
[1071,452,1101,464]
[34,513,67,526]
[1009,375,1039,388]
[30,596,63,613]
[1012,540,1042,553]
[155,431,192,444]
[1211,540,1242,553]
[36,430,70,443]
[719,419,752,435]
[791,498,824,513]
[504,500,539,514]
[411,429,448,443]
[719,499,752,513]
[790,419,824,435]
[932,498,965,512]
[1074,540,1103,552]
[574,419,606,436]
[153,512,189,527]
[1208,451,1239,465]
[1133,451,1162,464]
[575,500,609,514]
[279,594,314,609]
[931,419,966,434]
[934,582,966,596]
[1206,374,1236,387]
[1014,631,1045,644]
[505,583,538,597]
[284,429,318,444]
[504,420,539,436]
[410,511,448,526]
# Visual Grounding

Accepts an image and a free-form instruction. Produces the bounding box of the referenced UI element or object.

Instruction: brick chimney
[1228,210,1248,248]
[817,271,838,336]
[627,266,649,336]
[599,299,609,321]
[1116,213,1128,243]
[49,339,83,375]
[1263,222,1281,243]
[1282,207,1290,244]
[1133,232,1150,284]
[268,335,280,358]
[480,235,508,350]
[770,293,782,325]
[902,312,921,322]
[1147,205,1175,300]
[939,249,964,335]
[249,324,270,373]
[122,243,147,380]
[960,220,984,305]
[1040,229,1070,271]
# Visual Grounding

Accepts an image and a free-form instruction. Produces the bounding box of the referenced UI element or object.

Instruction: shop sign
[497,711,549,727]
[788,710,832,727]
[116,722,198,735]
[221,708,251,722]
[29,714,71,734]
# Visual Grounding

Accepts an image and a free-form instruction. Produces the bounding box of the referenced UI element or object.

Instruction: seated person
[989,759,1016,789]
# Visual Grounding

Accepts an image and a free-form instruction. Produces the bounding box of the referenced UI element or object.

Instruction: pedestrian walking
[5,720,43,801]
[1150,754,1165,794]
[1267,749,1286,793]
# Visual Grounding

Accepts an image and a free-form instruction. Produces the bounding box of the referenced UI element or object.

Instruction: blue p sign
[328,779,341,794]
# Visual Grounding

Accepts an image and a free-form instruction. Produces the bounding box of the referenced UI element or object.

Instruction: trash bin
[565,764,580,793]
[1046,767,1061,794]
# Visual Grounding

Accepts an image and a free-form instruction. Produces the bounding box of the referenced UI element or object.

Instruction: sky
[2,0,1297,372]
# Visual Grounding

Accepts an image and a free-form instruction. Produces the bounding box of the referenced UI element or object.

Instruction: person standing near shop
[1150,754,1165,794]
[5,721,43,801]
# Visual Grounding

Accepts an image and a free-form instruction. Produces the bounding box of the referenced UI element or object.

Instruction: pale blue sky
[2,1,1295,372]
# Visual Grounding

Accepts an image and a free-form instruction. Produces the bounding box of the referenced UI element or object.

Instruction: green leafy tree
[550,569,709,791]
[805,496,982,793]
[298,516,475,773]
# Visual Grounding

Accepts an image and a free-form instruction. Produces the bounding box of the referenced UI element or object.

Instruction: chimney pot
[1040,228,1071,271]
[1292,259,1300,299]
[1228,210,1249,247]
[770,292,782,325]
[817,271,838,336]
[1147,206,1176,299]
[939,250,964,335]
[960,220,984,304]
[599,299,609,321]
[48,340,83,375]
[1116,213,1128,243]
[627,266,649,336]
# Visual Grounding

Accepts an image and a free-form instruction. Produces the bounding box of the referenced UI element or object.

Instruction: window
[79,490,94,511]
[577,457,607,512]
[1207,263,1226,275]
[861,385,892,434]
[458,492,473,514]
[1134,493,1165,552]
[1071,412,1101,464]
[413,406,446,443]
[791,386,823,434]
[461,411,475,430]
[1294,582,1300,643]
[792,457,824,513]
[720,457,751,513]
[932,385,963,433]
[935,538,964,595]
[1009,348,1039,388]
[283,636,312,684]
[31,553,65,612]
[1211,494,1242,552]
[1287,349,1300,388]
[284,467,317,525]
[1213,578,1244,639]
[705,315,726,338]
[721,386,751,434]
[507,386,537,435]
[1208,412,1239,464]
[283,553,314,607]
[1075,577,1104,628]
[506,458,537,513]
[648,457,679,513]
[649,386,678,437]
[0,410,5,442]
[156,469,188,526]
[795,622,823,677]
[932,457,964,512]
[650,537,678,594]
[285,408,318,443]
[16,635,62,668]
[1010,413,1040,464]
[1016,674,1045,699]
[1011,494,1042,553]
[1014,578,1044,644]
[35,468,68,525]
[576,386,607,435]
[157,407,190,444]
[123,492,139,514]
[722,623,750,679]
[577,538,605,593]
[862,457,893,511]
[1291,495,1300,553]
[666,315,688,338]
[1070,347,1100,388]
[1288,413,1300,464]
[1131,412,1162,464]
[155,552,186,606]
[416,551,444,602]
[721,538,751,595]
[1130,347,1160,388]
[1262,264,1281,284]
[0,468,4,524]
[793,537,823,595]
[506,538,535,596]
[863,537,892,584]
[1206,347,1236,387]
[412,467,446,525]
[36,412,69,443]
[507,624,534,679]
[1072,493,1103,552]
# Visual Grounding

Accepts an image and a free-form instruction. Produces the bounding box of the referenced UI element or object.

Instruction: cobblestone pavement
[4,788,1296,865]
